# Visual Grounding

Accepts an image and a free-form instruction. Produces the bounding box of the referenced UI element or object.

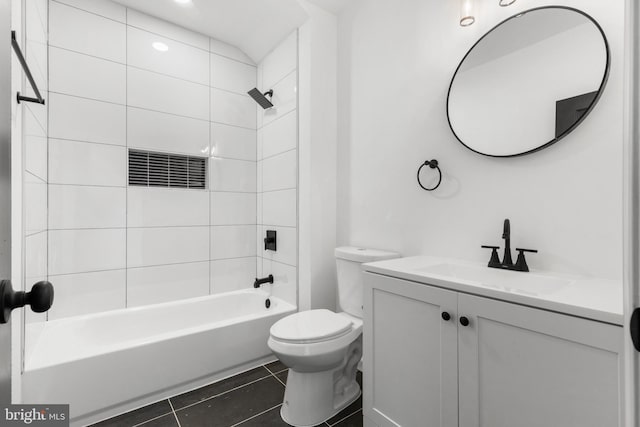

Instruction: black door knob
[0,279,54,324]
[441,312,451,321]
[459,316,470,327]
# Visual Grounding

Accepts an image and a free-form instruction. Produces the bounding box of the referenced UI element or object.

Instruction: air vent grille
[128,150,207,189]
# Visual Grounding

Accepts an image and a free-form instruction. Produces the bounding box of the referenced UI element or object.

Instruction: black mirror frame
[446,6,611,158]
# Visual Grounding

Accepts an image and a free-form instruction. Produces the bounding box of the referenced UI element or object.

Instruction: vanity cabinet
[363,272,623,427]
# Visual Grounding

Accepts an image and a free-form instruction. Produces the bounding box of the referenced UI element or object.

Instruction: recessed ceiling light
[152,42,169,52]
[174,0,192,4]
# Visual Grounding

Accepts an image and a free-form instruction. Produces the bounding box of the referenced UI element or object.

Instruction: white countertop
[363,255,624,326]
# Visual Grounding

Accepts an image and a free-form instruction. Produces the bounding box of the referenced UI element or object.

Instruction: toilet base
[279,337,362,427]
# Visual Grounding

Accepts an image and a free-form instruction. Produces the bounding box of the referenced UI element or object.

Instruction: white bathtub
[22,289,296,426]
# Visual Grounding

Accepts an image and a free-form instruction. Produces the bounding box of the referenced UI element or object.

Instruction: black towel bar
[11,31,45,105]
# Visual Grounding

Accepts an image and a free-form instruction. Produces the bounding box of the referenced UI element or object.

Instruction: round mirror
[447,7,609,157]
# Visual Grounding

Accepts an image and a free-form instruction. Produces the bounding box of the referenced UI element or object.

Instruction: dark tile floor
[91,361,363,427]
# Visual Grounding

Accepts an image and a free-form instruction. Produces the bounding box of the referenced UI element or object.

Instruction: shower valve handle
[0,279,54,324]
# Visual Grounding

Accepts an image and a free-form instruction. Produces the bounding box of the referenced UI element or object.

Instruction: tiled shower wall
[256,33,298,304]
[23,0,49,324]
[45,0,291,320]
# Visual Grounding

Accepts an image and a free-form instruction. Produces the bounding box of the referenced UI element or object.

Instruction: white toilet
[268,246,400,426]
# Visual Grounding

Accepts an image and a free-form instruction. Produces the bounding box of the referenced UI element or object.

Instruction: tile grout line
[130,410,174,427]
[167,399,182,427]
[264,366,287,387]
[328,409,363,427]
[173,373,273,413]
[229,403,283,427]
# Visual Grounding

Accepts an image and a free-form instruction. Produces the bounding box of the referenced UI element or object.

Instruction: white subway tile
[127,9,209,50]
[50,1,126,63]
[24,107,47,180]
[210,258,256,294]
[24,133,47,182]
[209,157,256,192]
[25,232,47,280]
[261,226,297,266]
[261,71,297,127]
[49,93,126,146]
[257,159,263,193]
[210,225,256,260]
[49,185,125,229]
[27,0,47,42]
[262,149,296,192]
[24,101,47,136]
[256,128,263,160]
[48,270,126,320]
[25,40,47,93]
[127,262,209,307]
[24,174,47,235]
[211,54,256,94]
[128,67,208,120]
[127,107,209,155]
[127,187,209,227]
[262,259,296,306]
[211,192,256,225]
[211,123,256,161]
[127,226,209,268]
[263,189,296,227]
[261,31,297,88]
[49,139,126,186]
[210,38,254,65]
[53,0,126,23]
[49,229,126,275]
[127,26,209,85]
[50,47,126,104]
[211,88,256,129]
[262,111,297,158]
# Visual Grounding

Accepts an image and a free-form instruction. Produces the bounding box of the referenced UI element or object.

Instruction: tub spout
[254,275,274,288]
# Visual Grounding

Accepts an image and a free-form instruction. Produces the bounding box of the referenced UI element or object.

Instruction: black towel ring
[417,159,442,191]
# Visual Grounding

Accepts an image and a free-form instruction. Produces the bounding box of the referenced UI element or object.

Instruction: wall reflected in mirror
[447,7,609,157]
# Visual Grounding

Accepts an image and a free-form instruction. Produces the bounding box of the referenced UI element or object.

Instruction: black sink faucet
[502,219,513,267]
[482,219,537,272]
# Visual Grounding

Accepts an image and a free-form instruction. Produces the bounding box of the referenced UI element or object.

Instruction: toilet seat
[269,311,363,360]
[270,309,353,344]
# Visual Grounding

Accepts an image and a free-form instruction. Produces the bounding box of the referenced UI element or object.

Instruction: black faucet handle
[514,248,537,272]
[481,245,501,268]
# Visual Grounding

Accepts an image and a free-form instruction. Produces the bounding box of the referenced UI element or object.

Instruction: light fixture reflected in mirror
[460,0,475,26]
[499,0,516,6]
[152,42,169,52]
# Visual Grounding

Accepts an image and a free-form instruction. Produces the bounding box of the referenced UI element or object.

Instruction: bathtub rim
[24,289,296,372]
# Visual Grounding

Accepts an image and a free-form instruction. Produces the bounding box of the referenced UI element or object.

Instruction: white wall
[46,0,260,319]
[337,0,624,280]
[256,32,299,307]
[298,1,338,311]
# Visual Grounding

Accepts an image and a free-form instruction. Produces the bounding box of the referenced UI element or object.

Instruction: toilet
[268,247,400,426]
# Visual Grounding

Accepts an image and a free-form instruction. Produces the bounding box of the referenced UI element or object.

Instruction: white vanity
[362,256,623,427]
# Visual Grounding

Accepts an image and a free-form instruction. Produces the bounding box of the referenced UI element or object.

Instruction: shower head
[248,88,274,109]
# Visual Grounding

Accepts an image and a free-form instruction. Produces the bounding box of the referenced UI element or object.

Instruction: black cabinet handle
[0,280,54,324]
[441,312,451,321]
[459,316,470,327]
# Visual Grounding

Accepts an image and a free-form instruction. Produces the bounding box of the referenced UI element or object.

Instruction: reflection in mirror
[447,7,609,157]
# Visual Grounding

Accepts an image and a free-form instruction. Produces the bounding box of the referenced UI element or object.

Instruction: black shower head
[248,88,274,109]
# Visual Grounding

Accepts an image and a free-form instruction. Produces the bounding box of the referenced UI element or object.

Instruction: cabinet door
[458,293,623,427]
[363,273,458,427]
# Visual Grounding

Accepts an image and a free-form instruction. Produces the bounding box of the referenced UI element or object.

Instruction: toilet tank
[335,247,400,318]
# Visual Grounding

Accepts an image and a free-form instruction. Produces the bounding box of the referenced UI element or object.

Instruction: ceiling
[113,0,310,62]
[306,0,349,15]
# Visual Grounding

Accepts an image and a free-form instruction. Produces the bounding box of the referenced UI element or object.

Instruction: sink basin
[416,262,573,296]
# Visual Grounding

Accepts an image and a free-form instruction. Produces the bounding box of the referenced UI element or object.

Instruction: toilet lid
[270,309,353,344]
